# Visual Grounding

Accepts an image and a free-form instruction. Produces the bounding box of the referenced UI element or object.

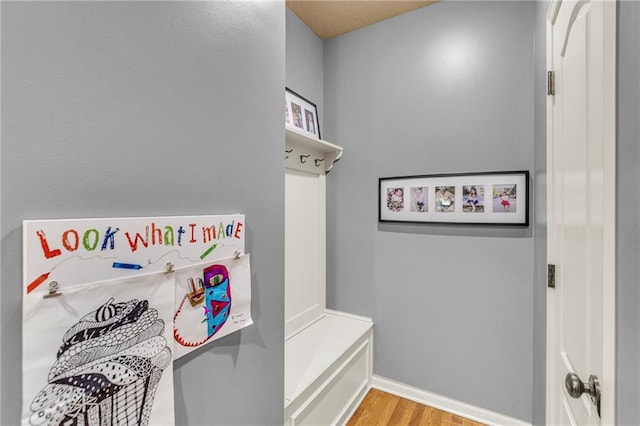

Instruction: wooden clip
[233,250,241,260]
[165,262,175,273]
[43,281,62,299]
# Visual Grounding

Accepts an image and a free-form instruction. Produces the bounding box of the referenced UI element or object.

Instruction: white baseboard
[370,375,531,426]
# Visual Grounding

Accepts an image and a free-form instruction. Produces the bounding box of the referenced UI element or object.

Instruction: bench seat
[284,310,373,426]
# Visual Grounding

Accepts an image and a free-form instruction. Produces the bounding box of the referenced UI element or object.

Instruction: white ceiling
[287,0,439,40]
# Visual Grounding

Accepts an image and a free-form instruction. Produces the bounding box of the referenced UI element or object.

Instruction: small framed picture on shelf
[379,171,529,225]
[285,88,321,139]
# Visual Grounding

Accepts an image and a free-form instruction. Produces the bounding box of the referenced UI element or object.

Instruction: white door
[546,0,616,425]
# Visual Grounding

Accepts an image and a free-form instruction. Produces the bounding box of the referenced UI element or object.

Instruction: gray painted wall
[616,1,640,424]
[0,2,285,425]
[3,2,635,424]
[324,1,536,421]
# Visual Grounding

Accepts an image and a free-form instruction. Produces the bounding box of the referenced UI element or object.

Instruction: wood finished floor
[347,389,486,426]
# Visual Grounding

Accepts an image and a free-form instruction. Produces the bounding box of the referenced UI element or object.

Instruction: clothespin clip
[165,262,175,273]
[43,281,62,299]
[233,250,241,260]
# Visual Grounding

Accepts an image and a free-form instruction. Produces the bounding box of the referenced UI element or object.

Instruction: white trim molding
[370,375,531,426]
[547,0,561,24]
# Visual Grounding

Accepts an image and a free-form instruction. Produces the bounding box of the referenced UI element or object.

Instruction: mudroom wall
[323,1,536,421]
[1,2,285,424]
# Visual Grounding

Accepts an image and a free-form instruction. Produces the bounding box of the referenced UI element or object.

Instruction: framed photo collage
[379,171,529,225]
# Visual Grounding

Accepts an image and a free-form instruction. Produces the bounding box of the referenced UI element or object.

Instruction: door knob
[565,372,601,417]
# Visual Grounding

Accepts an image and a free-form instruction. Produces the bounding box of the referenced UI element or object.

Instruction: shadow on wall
[378,222,533,238]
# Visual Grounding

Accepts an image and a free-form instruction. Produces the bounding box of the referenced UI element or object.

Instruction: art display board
[22,215,252,426]
[23,273,175,426]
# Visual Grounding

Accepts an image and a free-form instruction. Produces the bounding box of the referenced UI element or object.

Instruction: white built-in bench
[284,128,373,426]
[284,311,373,426]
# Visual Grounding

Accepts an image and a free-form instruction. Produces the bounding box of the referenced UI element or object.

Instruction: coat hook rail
[300,154,311,164]
[285,149,293,159]
[315,158,325,167]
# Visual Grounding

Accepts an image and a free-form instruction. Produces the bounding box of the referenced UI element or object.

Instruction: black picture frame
[285,87,321,140]
[379,170,530,225]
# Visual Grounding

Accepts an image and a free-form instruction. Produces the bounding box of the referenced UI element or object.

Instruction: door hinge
[548,264,556,288]
[547,70,555,96]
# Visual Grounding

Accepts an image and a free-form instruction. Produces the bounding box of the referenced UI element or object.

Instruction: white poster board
[22,215,251,426]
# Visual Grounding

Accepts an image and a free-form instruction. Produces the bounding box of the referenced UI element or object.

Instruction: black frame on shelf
[285,87,321,140]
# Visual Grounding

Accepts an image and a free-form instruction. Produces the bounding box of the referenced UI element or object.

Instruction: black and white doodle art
[29,298,172,426]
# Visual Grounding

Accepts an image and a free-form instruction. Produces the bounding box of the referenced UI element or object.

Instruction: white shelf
[285,127,343,173]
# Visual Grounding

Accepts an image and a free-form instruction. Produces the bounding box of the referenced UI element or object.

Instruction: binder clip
[43,281,62,299]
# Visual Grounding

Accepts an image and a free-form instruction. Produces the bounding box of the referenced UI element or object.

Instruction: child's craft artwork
[22,273,175,426]
[173,255,252,359]
[22,215,251,425]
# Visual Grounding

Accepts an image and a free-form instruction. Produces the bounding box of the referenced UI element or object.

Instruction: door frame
[545,0,617,424]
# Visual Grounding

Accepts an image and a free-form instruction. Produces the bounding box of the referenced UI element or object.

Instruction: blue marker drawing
[112,262,144,270]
